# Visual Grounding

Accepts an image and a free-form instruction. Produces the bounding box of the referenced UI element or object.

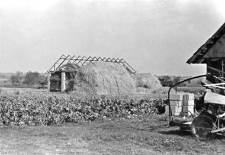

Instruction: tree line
[157,75,191,87]
[10,71,48,87]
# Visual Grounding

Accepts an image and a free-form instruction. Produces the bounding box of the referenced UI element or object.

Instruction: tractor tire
[191,115,214,141]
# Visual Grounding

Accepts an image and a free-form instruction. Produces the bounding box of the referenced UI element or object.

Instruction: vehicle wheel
[191,115,214,141]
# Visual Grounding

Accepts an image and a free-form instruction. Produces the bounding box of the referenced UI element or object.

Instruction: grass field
[1,115,225,155]
[1,87,221,155]
[0,87,169,100]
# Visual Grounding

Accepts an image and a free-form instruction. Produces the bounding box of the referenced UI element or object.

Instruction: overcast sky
[0,0,225,76]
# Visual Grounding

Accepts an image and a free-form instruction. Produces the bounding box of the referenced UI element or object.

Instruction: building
[187,23,225,83]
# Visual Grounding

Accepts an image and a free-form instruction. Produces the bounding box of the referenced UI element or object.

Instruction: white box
[182,105,194,117]
[170,93,183,101]
[170,100,183,106]
[183,100,195,106]
[183,93,195,101]
[165,105,182,116]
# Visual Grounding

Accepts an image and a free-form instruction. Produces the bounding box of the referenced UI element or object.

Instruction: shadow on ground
[159,129,225,141]
[94,120,170,133]
[159,130,192,137]
[130,124,171,132]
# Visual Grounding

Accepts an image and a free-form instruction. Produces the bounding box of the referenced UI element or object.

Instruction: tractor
[168,74,225,140]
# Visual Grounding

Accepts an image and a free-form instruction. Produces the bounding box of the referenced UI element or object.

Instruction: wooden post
[61,72,66,92]
[47,74,51,91]
[222,59,225,94]
[222,59,224,78]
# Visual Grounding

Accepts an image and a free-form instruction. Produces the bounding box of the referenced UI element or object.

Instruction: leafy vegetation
[10,71,23,86]
[0,88,224,154]
[0,93,166,126]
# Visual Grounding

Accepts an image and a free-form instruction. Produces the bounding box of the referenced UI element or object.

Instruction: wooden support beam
[61,72,66,92]
[207,66,225,76]
[222,59,224,78]
[47,74,51,91]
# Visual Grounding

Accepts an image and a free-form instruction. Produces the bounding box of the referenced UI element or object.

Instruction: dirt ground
[1,115,225,155]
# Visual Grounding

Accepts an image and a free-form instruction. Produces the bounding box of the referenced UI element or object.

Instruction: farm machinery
[168,74,225,140]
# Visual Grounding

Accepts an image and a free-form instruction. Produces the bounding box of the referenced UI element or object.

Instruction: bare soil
[1,115,225,155]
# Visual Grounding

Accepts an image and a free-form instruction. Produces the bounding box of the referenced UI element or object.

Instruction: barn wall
[204,34,225,58]
[206,59,225,83]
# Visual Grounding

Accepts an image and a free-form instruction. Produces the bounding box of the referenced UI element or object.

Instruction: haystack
[80,62,136,95]
[133,73,162,93]
[50,62,163,95]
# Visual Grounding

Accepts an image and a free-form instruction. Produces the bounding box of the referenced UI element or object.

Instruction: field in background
[0,85,205,99]
[0,73,12,87]
[0,87,169,100]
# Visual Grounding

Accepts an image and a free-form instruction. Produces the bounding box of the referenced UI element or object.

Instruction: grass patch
[175,87,205,95]
[1,115,225,154]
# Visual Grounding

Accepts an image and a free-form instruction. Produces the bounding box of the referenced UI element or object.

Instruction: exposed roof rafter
[48,55,136,74]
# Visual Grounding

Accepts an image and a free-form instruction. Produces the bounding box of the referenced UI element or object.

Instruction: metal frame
[168,74,207,124]
[48,55,136,74]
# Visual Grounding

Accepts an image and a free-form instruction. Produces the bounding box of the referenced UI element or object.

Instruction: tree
[23,71,40,86]
[10,71,23,86]
[157,75,186,87]
[158,75,173,86]
[37,74,48,87]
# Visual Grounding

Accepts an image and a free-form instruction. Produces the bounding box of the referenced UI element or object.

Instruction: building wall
[204,34,225,58]
[206,59,225,83]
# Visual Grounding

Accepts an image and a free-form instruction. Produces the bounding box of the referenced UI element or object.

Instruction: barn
[187,22,225,83]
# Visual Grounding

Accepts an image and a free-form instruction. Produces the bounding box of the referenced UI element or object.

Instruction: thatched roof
[187,22,225,64]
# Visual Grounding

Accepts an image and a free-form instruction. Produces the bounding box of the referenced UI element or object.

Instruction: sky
[0,0,225,76]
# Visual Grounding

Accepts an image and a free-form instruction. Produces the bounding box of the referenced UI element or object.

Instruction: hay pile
[79,62,136,95]
[54,62,162,95]
[133,73,162,93]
